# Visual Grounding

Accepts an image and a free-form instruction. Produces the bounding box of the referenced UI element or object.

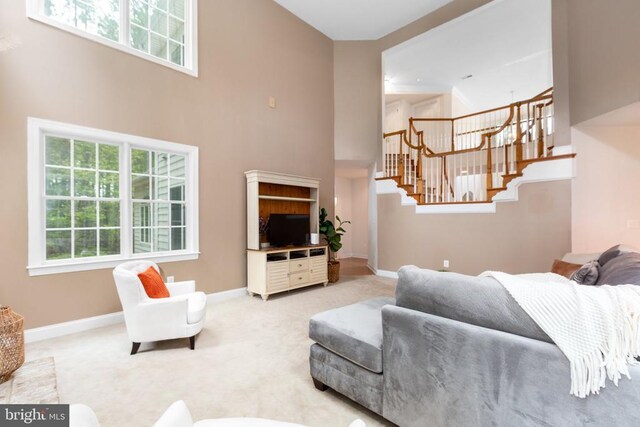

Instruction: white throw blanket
[481,271,640,398]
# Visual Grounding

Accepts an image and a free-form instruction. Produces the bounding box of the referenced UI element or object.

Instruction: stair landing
[377,146,576,214]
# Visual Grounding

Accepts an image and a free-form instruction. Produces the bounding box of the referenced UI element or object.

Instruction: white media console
[247,245,328,301]
[245,170,326,300]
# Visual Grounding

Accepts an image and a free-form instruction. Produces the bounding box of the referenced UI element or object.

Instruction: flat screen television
[268,214,310,247]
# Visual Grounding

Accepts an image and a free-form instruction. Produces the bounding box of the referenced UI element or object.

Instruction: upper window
[28,118,199,276]
[27,0,198,76]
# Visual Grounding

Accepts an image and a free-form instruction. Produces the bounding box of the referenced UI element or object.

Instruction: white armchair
[113,260,207,355]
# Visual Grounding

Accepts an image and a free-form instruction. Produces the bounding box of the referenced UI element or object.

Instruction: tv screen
[268,214,310,247]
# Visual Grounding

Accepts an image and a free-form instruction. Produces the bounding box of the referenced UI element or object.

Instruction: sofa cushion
[596,253,640,286]
[309,297,394,373]
[396,266,552,344]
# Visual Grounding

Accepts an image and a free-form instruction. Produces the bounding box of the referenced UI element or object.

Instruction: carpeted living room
[2,0,640,426]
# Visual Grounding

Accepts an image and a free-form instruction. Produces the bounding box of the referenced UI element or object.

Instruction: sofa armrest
[70,404,101,427]
[561,252,600,265]
[167,280,196,296]
[124,296,191,342]
[381,305,640,427]
[153,400,194,427]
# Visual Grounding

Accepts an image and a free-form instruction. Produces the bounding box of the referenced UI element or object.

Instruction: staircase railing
[382,88,555,204]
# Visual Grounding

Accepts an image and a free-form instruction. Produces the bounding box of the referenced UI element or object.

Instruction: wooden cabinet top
[247,244,328,253]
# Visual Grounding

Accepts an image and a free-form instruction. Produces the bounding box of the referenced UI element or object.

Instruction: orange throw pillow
[550,259,582,279]
[137,266,170,298]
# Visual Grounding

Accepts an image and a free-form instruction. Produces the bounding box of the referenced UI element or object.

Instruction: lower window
[28,118,199,276]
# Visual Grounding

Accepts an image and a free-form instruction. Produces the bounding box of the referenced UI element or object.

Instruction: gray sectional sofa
[309,265,640,427]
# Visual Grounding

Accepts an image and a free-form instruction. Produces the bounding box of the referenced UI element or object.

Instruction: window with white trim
[28,118,199,276]
[26,0,198,76]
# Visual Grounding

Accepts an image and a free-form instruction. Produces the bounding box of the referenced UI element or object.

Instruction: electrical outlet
[167,276,175,283]
[268,96,276,109]
[443,260,450,269]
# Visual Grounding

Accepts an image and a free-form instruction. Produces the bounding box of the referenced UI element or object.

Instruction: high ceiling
[384,0,553,111]
[274,0,453,40]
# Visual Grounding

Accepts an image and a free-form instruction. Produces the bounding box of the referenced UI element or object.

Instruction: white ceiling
[274,0,453,40]
[384,0,553,111]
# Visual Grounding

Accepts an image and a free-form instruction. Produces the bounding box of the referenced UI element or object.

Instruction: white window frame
[27,117,200,276]
[25,0,199,77]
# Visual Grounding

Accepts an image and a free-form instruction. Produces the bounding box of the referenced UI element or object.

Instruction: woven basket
[328,261,340,283]
[0,306,25,384]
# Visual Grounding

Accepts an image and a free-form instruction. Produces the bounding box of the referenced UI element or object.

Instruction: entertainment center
[245,170,328,301]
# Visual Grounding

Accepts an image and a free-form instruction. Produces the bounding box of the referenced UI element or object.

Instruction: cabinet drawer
[267,262,290,292]
[289,271,310,287]
[289,258,309,273]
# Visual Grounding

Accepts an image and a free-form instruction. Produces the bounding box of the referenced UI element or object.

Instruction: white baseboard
[375,269,399,279]
[338,253,368,260]
[206,287,247,304]
[367,263,377,275]
[24,287,247,344]
[349,253,368,259]
[24,311,125,344]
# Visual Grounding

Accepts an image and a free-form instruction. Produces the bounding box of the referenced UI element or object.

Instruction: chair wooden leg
[313,378,328,391]
[189,336,195,350]
[131,342,141,355]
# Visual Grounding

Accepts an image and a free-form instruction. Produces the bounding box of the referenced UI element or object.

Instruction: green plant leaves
[319,207,350,258]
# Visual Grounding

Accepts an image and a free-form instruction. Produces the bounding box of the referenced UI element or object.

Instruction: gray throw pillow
[596,253,640,286]
[570,260,600,285]
[598,244,638,267]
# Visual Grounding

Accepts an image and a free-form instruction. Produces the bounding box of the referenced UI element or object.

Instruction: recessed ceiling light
[461,74,473,80]
[416,78,424,83]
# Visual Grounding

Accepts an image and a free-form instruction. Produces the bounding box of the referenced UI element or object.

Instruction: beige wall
[333,0,574,275]
[334,41,381,164]
[572,125,640,252]
[350,178,369,258]
[335,176,368,259]
[378,181,572,275]
[0,0,334,328]
[334,0,494,166]
[334,177,353,257]
[566,0,640,125]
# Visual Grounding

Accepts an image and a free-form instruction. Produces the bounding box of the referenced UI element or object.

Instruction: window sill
[27,252,200,276]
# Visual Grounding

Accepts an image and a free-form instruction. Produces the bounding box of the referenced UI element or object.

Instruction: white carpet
[26,275,396,427]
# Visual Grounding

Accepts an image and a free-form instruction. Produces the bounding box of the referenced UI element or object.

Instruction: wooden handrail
[383,129,423,151]
[382,87,555,205]
[410,92,552,123]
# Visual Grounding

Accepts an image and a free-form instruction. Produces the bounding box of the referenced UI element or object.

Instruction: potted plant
[259,216,270,249]
[319,208,350,283]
